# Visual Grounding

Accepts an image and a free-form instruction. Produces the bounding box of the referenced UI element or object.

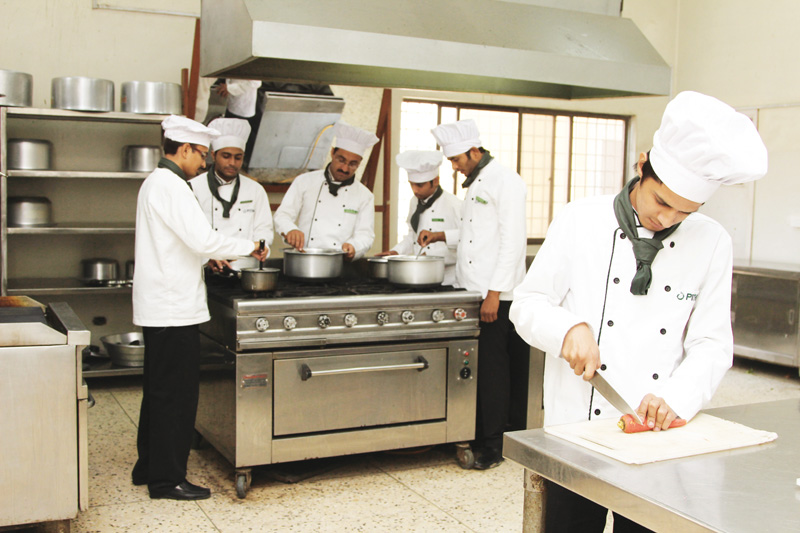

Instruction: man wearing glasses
[131,115,267,501]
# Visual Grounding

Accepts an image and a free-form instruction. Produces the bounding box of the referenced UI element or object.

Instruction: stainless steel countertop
[503,399,800,533]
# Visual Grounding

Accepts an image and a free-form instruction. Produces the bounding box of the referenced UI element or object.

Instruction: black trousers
[132,325,201,496]
[545,481,654,533]
[475,300,530,451]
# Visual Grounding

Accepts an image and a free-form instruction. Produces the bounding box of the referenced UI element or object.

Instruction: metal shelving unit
[1,106,165,364]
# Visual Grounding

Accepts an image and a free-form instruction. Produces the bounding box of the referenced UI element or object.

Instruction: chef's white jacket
[225,79,261,118]
[510,194,733,427]
[189,171,274,269]
[392,190,462,286]
[273,169,375,260]
[133,167,255,327]
[451,159,527,299]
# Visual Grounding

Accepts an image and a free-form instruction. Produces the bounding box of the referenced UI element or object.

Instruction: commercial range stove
[196,264,482,498]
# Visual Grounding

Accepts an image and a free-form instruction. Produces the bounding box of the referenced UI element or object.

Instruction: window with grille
[397,101,628,243]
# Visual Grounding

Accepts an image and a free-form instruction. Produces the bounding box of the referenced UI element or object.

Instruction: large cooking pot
[81,258,119,284]
[7,197,52,227]
[387,255,445,287]
[100,332,144,367]
[121,81,182,114]
[51,76,114,112]
[0,69,33,107]
[122,145,161,172]
[7,139,52,170]
[283,248,344,280]
[240,267,280,292]
[367,257,389,279]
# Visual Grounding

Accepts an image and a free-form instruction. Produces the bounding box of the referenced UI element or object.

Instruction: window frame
[403,98,631,244]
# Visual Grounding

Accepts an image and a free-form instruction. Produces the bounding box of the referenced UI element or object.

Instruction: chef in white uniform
[189,117,273,271]
[377,150,461,286]
[132,115,266,502]
[509,91,768,533]
[274,120,378,260]
[426,119,528,470]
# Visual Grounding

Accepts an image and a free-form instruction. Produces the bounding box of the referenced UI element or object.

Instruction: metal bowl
[7,139,52,170]
[367,257,389,279]
[122,145,161,172]
[7,196,52,227]
[81,258,119,284]
[387,255,445,287]
[51,76,115,112]
[100,332,144,367]
[120,81,182,114]
[283,248,344,280]
[0,69,33,107]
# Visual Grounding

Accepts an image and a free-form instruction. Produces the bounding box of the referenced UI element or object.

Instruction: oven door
[273,346,447,436]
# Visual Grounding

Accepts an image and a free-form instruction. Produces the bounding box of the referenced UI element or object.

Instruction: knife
[589,371,643,424]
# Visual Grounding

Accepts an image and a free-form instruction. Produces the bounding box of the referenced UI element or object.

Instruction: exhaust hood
[200,0,670,99]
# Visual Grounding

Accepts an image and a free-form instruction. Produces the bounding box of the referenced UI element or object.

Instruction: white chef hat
[333,120,379,158]
[431,119,482,158]
[396,150,442,183]
[208,118,251,152]
[649,91,768,204]
[162,115,219,148]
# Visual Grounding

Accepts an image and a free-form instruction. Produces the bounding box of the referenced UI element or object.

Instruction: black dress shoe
[132,476,147,486]
[473,447,504,470]
[150,481,211,500]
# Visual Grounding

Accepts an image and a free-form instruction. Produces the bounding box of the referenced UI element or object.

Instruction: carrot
[617,414,687,433]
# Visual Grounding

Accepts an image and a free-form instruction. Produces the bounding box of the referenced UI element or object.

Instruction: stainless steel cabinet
[0,107,166,372]
[732,262,800,373]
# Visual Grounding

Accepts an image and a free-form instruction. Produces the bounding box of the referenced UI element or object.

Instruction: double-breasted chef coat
[133,166,255,327]
[392,190,462,286]
[452,159,527,298]
[273,169,375,260]
[189,170,274,269]
[510,194,734,427]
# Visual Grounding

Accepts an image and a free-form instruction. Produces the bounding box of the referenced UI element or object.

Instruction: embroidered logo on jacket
[677,292,699,301]
[432,218,445,222]
[475,196,488,205]
[344,208,358,215]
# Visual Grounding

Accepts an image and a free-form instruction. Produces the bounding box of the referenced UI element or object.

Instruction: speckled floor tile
[72,499,218,532]
[199,471,471,532]
[709,357,800,408]
[387,460,524,533]
[368,444,458,472]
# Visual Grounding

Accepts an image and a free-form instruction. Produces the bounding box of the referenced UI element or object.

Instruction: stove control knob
[318,315,331,329]
[344,313,358,328]
[255,317,270,332]
[453,308,468,321]
[401,310,415,324]
[283,316,297,330]
[431,309,445,323]
[376,311,389,325]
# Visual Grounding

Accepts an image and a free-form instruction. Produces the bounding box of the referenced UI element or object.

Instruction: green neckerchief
[613,177,681,295]
[410,185,443,233]
[157,157,188,183]
[324,164,355,196]
[205,164,240,218]
[461,150,494,189]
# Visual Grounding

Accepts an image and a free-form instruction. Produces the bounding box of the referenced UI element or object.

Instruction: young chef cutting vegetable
[131,115,267,501]
[424,119,529,470]
[509,91,768,532]
[189,117,274,271]
[376,150,461,286]
[273,120,377,261]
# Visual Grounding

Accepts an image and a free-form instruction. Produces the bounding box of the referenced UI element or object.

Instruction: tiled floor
[24,357,800,532]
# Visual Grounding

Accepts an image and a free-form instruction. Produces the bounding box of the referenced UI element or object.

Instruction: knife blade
[589,371,643,424]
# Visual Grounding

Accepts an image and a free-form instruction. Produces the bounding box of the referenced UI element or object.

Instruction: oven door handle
[300,356,429,381]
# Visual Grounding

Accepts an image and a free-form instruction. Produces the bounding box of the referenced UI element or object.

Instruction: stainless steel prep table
[503,399,800,532]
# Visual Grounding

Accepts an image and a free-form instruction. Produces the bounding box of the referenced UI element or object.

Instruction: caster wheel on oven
[455,443,475,469]
[235,470,252,499]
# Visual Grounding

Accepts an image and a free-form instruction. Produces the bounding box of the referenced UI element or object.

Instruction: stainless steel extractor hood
[200,0,670,99]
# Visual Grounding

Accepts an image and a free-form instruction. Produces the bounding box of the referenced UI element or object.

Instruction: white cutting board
[545,413,777,465]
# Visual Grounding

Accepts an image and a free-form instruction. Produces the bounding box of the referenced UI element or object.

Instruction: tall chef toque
[333,120,379,158]
[396,150,443,183]
[162,115,219,148]
[649,91,768,204]
[208,118,251,152]
[430,119,482,158]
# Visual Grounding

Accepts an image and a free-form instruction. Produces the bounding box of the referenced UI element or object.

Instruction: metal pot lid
[367,257,388,263]
[240,267,281,273]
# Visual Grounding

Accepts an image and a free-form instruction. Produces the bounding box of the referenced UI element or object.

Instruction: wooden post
[184,17,202,119]
[361,89,392,250]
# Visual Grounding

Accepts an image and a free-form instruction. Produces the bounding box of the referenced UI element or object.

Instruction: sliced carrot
[617,414,687,433]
